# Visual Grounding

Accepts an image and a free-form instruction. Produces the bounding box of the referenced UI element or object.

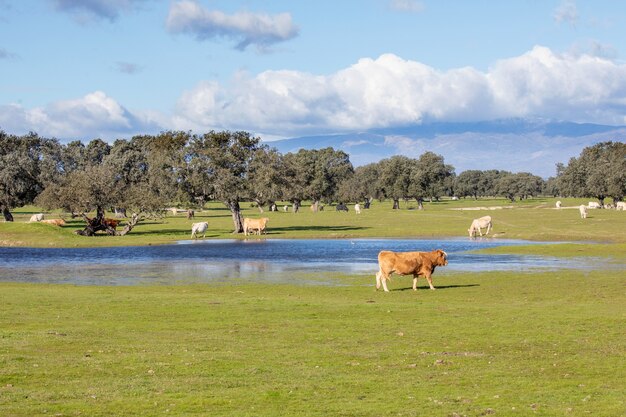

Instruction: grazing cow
[451,196,459,201]
[41,219,66,226]
[187,209,195,220]
[336,203,348,212]
[354,203,361,214]
[588,201,601,209]
[243,217,269,236]
[616,202,626,211]
[191,222,208,239]
[556,201,562,209]
[468,215,492,237]
[29,213,44,222]
[104,218,120,229]
[579,205,588,219]
[375,249,448,292]
[270,204,277,212]
[114,208,127,218]
[283,205,289,212]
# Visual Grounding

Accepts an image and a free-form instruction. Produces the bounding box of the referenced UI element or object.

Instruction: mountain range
[265,119,626,178]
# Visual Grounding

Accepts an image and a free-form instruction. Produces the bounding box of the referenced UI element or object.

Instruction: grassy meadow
[2,197,626,247]
[1,197,625,416]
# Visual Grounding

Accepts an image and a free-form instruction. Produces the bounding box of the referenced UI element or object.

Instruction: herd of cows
[576,201,626,218]
[22,198,624,291]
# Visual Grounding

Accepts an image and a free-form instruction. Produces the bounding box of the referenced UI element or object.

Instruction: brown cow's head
[436,249,448,266]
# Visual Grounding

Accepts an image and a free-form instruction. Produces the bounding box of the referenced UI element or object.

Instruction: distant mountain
[264,119,626,178]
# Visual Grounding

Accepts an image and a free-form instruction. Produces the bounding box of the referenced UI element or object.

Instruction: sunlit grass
[1,268,624,416]
[2,197,625,248]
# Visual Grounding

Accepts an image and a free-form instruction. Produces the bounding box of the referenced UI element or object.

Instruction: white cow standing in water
[191,222,208,239]
[468,215,492,237]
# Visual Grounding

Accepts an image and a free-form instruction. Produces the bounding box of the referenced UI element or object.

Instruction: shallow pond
[0,238,602,286]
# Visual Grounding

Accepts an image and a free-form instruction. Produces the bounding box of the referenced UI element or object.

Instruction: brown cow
[104,218,120,229]
[41,219,66,226]
[375,249,448,292]
[243,217,269,236]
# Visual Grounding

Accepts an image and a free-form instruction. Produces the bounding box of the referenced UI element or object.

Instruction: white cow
[283,205,289,212]
[29,213,44,222]
[468,215,492,237]
[354,203,361,214]
[191,222,208,239]
[588,201,601,209]
[556,201,562,209]
[616,202,626,211]
[579,205,588,219]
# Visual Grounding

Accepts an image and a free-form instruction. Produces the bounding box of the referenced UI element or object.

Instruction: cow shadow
[270,225,369,233]
[392,284,480,292]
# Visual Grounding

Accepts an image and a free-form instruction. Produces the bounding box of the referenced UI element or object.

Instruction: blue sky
[1,0,626,142]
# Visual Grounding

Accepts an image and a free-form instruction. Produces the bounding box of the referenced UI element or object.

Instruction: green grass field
[1,197,625,416]
[2,197,626,247]
[1,271,624,416]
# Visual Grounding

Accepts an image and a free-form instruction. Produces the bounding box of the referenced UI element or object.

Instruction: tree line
[1,130,624,234]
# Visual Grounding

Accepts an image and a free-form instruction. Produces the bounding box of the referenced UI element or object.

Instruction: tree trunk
[2,207,14,222]
[311,200,320,212]
[392,199,400,209]
[417,197,424,210]
[254,199,265,213]
[117,213,141,236]
[225,200,244,233]
[292,199,301,213]
[75,206,116,236]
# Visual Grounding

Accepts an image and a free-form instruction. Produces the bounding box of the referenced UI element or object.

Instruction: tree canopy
[1,129,622,236]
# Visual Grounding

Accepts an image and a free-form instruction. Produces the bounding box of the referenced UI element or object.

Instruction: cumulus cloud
[4,46,626,142]
[50,0,148,22]
[166,0,299,51]
[0,91,159,140]
[389,0,424,13]
[172,46,626,136]
[554,0,578,26]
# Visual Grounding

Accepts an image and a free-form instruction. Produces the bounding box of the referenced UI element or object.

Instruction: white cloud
[166,0,299,51]
[4,46,626,142]
[389,0,424,13]
[554,0,578,26]
[173,45,626,136]
[0,91,158,140]
[50,0,148,22]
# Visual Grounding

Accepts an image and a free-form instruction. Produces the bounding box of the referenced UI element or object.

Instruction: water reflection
[0,238,613,286]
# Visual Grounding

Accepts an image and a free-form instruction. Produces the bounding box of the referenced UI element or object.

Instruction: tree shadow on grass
[392,284,480,292]
[270,225,370,233]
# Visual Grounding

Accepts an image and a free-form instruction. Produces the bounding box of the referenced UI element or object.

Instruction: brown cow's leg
[376,270,391,292]
[424,273,436,290]
[412,274,419,291]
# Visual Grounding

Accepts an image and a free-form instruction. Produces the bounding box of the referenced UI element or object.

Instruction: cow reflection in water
[375,249,448,292]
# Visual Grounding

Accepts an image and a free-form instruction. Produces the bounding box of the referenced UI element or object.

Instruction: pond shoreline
[2,238,620,286]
